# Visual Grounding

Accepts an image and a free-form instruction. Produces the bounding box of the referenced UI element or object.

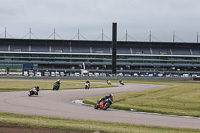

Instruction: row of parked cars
[23,70,200,78]
[116,73,199,78]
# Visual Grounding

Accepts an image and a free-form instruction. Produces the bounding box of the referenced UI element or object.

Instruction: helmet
[87,79,89,81]
[37,85,39,88]
[109,93,113,98]
[57,79,60,81]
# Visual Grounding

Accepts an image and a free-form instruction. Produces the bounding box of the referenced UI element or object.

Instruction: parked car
[75,73,80,77]
[60,72,65,76]
[56,72,60,77]
[44,72,50,77]
[124,74,131,77]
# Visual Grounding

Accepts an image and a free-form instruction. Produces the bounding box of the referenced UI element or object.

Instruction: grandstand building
[0,38,200,76]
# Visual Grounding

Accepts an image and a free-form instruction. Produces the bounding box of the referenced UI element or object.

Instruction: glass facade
[0,52,200,71]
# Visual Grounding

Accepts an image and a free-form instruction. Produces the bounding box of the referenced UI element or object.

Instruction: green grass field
[0,79,117,91]
[1,78,200,132]
[0,112,199,133]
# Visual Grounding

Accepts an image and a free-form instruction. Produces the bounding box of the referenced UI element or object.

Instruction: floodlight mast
[112,23,117,75]
[5,27,6,38]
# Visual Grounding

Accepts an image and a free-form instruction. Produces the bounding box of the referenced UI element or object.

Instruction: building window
[95,50,103,53]
[55,50,62,53]
[13,49,21,52]
[160,51,168,55]
[136,51,144,54]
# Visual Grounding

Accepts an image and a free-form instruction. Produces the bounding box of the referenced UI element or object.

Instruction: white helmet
[57,79,60,81]
[110,93,113,98]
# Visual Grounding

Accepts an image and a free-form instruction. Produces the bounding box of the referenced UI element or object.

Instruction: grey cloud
[0,0,200,42]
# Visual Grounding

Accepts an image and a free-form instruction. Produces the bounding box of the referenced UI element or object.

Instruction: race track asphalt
[0,82,200,129]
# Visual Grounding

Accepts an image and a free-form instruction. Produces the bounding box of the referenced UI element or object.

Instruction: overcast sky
[0,0,200,42]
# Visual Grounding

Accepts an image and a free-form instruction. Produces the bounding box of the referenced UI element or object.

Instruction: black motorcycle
[53,83,60,91]
[85,83,90,89]
[120,81,124,85]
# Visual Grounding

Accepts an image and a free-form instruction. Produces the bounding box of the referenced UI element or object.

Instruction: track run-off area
[0,82,200,129]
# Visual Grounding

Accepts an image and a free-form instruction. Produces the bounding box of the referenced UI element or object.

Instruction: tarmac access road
[0,82,200,129]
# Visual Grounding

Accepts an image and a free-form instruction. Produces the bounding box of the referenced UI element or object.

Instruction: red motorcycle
[28,87,38,96]
[94,97,113,110]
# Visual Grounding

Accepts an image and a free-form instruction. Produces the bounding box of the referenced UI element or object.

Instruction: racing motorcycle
[94,97,113,110]
[107,80,111,85]
[28,87,38,96]
[53,83,60,91]
[120,81,124,85]
[85,83,90,89]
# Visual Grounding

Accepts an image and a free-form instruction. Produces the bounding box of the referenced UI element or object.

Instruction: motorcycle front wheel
[103,104,109,110]
[94,104,99,109]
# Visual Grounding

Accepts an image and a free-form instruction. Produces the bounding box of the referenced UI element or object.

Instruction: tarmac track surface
[0,82,200,129]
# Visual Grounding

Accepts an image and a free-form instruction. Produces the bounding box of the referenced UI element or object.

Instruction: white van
[24,71,28,76]
[192,74,197,78]
[116,73,123,77]
[133,73,138,77]
[182,74,189,77]
[75,73,80,77]
[89,73,94,77]
[51,72,56,77]
[158,74,163,77]
[35,72,41,77]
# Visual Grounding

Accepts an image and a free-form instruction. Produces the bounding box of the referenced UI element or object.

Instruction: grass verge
[0,112,199,133]
[0,79,117,92]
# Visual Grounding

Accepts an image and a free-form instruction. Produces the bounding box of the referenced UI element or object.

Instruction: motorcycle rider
[107,79,111,85]
[36,85,40,92]
[85,79,90,87]
[98,93,113,104]
[56,79,60,85]
[119,79,124,85]
[54,79,61,90]
[32,85,39,95]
